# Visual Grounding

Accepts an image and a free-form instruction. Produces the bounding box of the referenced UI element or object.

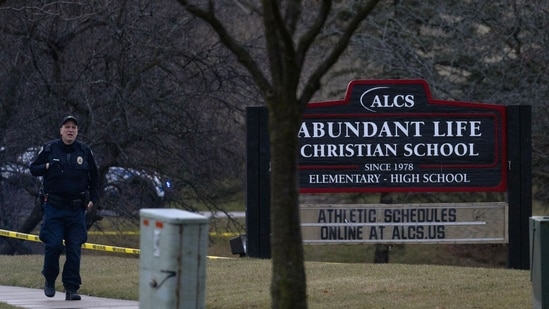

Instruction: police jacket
[29,139,99,204]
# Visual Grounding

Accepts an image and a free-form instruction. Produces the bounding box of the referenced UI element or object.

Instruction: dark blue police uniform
[29,119,99,300]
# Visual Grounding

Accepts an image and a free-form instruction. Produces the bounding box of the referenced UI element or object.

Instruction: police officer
[29,115,99,301]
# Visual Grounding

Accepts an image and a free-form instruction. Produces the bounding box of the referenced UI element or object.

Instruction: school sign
[245,79,531,269]
[298,79,506,193]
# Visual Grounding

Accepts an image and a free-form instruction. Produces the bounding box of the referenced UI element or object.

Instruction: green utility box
[139,209,208,309]
[530,216,549,309]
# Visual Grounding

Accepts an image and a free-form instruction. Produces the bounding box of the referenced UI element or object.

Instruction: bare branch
[176,0,271,94]
[299,0,380,110]
[295,0,331,66]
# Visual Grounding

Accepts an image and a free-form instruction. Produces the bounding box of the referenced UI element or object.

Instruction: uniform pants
[39,203,87,291]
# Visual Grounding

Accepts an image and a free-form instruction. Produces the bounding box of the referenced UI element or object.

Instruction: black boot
[44,280,55,298]
[65,290,81,301]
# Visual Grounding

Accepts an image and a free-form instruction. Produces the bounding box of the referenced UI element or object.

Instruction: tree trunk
[374,244,390,263]
[268,96,307,309]
[373,193,394,263]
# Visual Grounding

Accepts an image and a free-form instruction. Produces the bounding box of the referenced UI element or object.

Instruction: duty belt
[44,193,85,210]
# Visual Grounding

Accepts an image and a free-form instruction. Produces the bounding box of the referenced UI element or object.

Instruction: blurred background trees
[0,0,257,253]
[0,0,548,255]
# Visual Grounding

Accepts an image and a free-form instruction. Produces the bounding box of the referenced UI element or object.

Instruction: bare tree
[174,1,381,307]
[0,0,251,250]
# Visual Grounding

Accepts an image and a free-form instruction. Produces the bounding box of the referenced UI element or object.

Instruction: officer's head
[60,115,78,145]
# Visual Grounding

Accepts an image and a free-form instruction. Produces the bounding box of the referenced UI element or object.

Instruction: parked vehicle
[101,166,172,217]
[1,147,171,220]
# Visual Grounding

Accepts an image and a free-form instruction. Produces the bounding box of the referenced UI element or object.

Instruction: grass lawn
[0,253,532,309]
[0,213,535,308]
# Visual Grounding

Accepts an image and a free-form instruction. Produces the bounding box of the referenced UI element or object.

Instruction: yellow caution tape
[0,229,234,259]
[0,229,41,243]
[0,229,140,255]
[88,231,140,236]
[81,242,140,255]
[87,231,240,238]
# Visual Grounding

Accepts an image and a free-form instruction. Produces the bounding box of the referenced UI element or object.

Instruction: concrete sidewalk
[0,285,138,309]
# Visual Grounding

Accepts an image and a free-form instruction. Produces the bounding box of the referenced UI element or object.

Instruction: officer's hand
[86,201,93,210]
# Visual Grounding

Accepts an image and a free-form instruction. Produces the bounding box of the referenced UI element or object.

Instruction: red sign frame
[298,79,507,193]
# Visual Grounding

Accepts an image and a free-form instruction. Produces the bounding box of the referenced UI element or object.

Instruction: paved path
[0,285,138,309]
